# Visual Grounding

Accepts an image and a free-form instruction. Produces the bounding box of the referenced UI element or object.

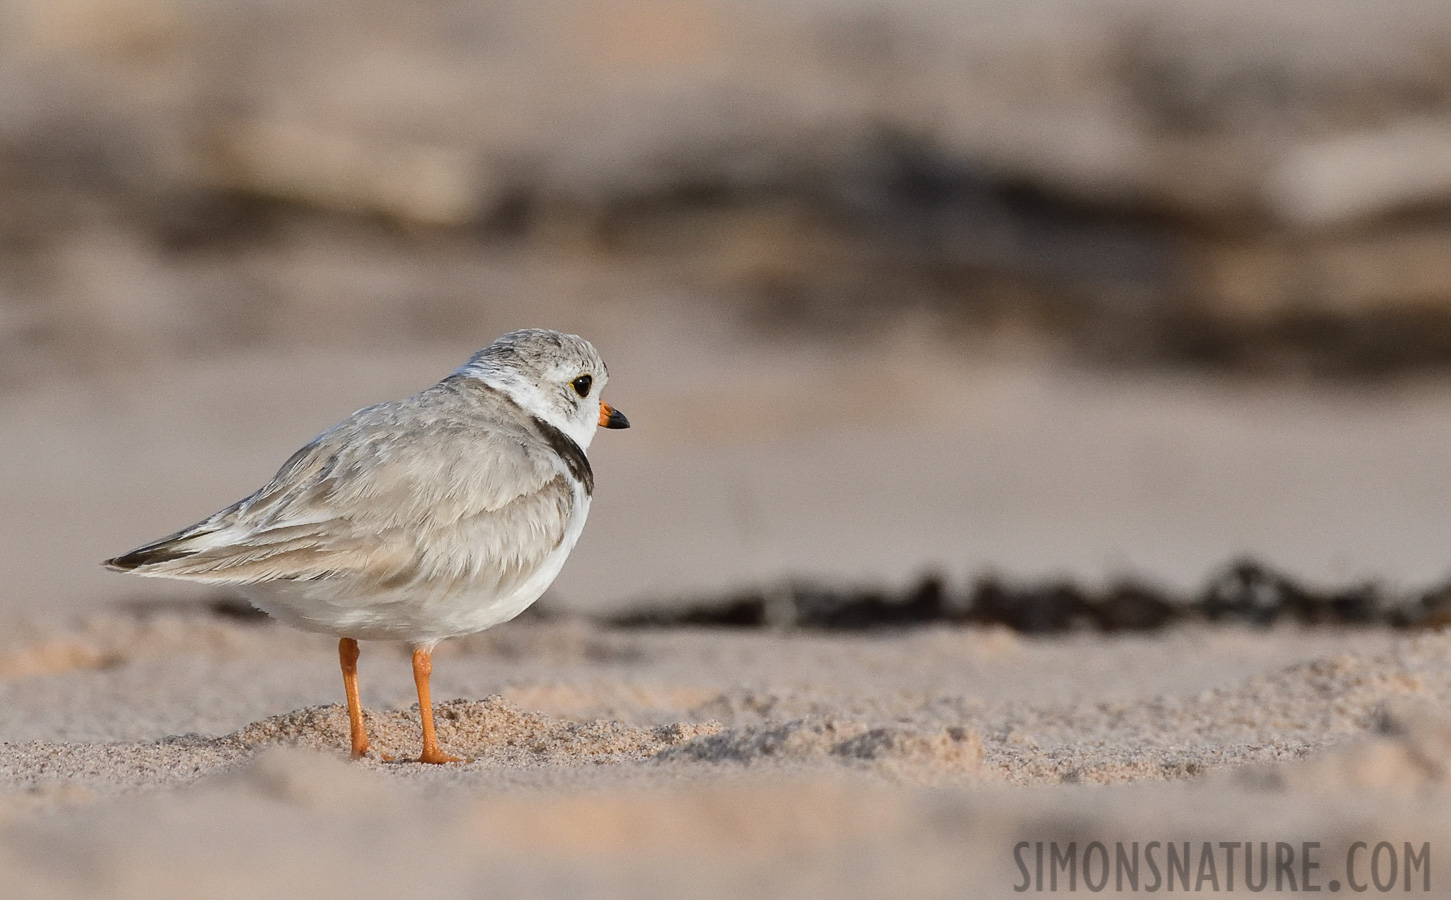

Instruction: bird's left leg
[412,646,461,764]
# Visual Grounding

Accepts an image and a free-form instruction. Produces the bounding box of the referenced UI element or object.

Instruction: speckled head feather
[454,329,609,452]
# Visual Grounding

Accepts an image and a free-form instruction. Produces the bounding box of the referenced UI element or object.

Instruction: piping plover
[105,329,629,763]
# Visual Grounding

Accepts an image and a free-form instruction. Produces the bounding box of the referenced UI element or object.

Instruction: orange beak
[599,402,630,429]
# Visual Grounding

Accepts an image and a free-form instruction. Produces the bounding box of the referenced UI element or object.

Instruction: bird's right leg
[338,638,372,759]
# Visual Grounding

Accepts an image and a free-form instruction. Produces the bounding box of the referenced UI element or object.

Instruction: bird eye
[571,375,593,397]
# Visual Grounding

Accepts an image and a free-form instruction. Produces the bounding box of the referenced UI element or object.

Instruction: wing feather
[105,379,577,588]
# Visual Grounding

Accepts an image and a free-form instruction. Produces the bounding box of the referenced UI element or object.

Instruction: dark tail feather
[104,541,196,571]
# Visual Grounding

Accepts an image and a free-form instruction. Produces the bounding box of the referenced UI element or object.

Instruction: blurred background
[6,0,1451,623]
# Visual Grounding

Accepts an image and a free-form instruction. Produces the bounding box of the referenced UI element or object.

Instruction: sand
[0,610,1448,898]
[4,325,1451,896]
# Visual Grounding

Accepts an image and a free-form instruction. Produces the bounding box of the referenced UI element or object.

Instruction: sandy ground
[5,315,1451,895]
[1,613,1449,897]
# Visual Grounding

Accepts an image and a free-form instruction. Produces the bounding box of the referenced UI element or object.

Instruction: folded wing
[105,383,576,592]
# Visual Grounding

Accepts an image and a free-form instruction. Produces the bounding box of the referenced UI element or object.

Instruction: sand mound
[228,698,983,780]
[974,636,1449,785]
[657,717,984,781]
[1249,695,1451,792]
[0,696,724,806]
[230,697,722,766]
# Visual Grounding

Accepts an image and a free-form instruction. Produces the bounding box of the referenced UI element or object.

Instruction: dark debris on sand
[606,558,1451,635]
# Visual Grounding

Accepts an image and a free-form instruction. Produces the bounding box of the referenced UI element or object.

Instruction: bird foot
[417,746,463,764]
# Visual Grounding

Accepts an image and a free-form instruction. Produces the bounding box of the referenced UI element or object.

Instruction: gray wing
[106,385,576,588]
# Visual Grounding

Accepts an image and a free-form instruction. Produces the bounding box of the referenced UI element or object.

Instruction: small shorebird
[105,329,629,763]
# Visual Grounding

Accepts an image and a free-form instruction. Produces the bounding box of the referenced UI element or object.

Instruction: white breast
[453,482,592,634]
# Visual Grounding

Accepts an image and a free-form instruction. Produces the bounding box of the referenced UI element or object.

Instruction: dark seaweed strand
[603,559,1451,633]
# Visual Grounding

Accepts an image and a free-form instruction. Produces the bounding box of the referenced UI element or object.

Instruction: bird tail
[103,499,250,576]
[104,526,215,572]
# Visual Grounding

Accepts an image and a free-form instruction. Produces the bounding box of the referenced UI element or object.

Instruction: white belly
[243,490,591,646]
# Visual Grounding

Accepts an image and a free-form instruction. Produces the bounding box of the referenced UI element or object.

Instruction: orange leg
[412,646,461,764]
[339,638,372,759]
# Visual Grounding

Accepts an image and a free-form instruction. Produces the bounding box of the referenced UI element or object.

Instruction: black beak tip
[605,407,630,429]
